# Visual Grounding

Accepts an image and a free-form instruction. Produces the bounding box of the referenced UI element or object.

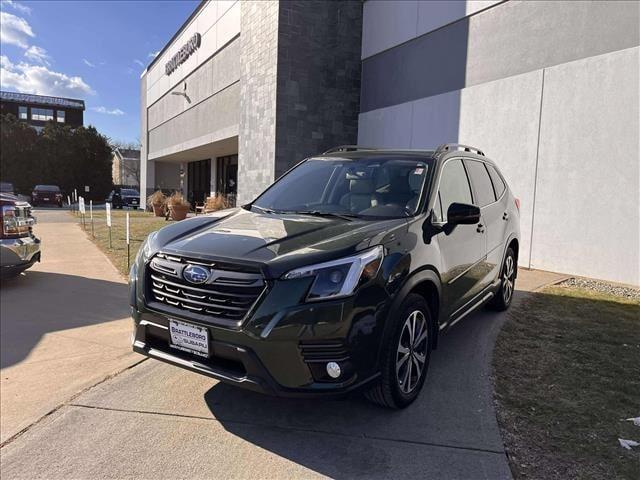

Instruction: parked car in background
[31,185,63,207]
[1,193,40,278]
[108,188,140,209]
[130,143,520,409]
[0,182,15,195]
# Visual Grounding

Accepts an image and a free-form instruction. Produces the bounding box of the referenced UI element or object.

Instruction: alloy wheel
[396,310,429,394]
[503,255,515,304]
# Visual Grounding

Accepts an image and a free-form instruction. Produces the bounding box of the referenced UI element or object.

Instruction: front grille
[299,341,350,363]
[146,252,265,324]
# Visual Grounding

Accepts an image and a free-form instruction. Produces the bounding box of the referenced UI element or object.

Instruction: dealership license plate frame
[168,319,210,357]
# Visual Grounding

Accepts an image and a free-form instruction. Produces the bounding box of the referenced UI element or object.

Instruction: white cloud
[91,106,125,116]
[1,55,94,98]
[133,59,144,68]
[83,58,95,68]
[0,11,34,48]
[1,0,31,15]
[24,45,50,66]
[148,51,160,58]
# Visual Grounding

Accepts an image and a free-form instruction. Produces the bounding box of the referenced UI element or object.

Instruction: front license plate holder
[168,319,209,357]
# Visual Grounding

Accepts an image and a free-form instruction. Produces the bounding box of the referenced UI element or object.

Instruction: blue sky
[0,0,199,143]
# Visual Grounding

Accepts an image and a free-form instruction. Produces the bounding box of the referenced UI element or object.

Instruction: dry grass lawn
[494,285,640,479]
[72,209,168,276]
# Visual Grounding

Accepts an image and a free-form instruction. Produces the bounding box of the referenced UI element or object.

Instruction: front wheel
[489,247,516,311]
[365,293,433,409]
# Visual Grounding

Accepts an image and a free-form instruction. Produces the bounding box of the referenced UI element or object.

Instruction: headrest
[350,178,374,195]
[390,175,411,193]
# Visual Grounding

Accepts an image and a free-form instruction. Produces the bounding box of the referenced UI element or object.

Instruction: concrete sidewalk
[0,234,565,480]
[0,210,140,444]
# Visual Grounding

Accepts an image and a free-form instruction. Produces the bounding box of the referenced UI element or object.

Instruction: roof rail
[435,143,485,157]
[322,145,378,154]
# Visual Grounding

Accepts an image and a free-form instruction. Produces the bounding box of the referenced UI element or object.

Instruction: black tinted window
[465,160,496,207]
[487,165,506,198]
[438,159,472,222]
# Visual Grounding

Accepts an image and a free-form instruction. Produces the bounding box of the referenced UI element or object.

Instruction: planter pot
[152,203,165,217]
[169,204,189,221]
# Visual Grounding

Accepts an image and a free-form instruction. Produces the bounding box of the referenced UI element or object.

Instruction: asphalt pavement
[0,209,565,479]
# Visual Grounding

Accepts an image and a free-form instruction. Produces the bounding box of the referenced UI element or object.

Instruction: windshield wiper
[293,210,357,221]
[251,205,279,214]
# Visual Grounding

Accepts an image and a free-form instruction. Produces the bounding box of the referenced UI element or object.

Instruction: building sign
[165,33,201,76]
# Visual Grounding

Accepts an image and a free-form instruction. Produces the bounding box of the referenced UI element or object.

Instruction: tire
[489,247,516,311]
[365,293,433,409]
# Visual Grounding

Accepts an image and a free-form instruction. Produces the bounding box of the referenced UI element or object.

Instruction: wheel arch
[382,267,442,355]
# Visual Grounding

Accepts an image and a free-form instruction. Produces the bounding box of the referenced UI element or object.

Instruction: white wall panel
[146,1,240,107]
[417,1,499,38]
[362,0,500,59]
[357,102,413,148]
[361,1,418,59]
[457,70,543,268]
[531,47,639,285]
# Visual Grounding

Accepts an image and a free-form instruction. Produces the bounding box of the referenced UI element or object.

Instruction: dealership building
[140,0,639,286]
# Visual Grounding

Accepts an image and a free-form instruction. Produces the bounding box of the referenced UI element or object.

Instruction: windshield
[35,185,60,192]
[252,157,432,218]
[121,189,139,196]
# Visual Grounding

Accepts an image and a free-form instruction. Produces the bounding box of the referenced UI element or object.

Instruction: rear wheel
[489,247,516,311]
[365,293,432,409]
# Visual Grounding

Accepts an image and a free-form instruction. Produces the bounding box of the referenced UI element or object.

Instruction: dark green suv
[129,144,520,408]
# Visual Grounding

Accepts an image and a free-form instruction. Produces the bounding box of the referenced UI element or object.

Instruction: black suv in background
[31,185,63,207]
[130,144,520,408]
[107,188,140,209]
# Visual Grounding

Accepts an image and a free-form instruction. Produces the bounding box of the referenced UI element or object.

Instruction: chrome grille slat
[147,254,265,323]
[151,288,248,312]
[149,274,259,299]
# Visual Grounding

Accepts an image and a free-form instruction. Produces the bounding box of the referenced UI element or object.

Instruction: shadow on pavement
[0,271,130,368]
[202,294,524,478]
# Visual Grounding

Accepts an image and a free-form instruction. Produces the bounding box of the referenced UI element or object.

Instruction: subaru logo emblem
[183,265,210,284]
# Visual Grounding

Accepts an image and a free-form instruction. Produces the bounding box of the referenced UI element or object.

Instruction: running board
[445,291,495,329]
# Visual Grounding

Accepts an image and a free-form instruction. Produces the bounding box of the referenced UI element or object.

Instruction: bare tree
[110,139,141,188]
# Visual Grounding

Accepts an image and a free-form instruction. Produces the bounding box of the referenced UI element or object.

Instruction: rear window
[465,160,496,207]
[487,165,506,198]
[35,185,60,192]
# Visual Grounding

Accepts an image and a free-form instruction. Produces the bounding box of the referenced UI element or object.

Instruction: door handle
[477,224,485,233]
[502,212,509,221]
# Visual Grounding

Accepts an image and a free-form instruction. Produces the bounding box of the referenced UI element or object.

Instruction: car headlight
[135,231,157,264]
[283,245,384,301]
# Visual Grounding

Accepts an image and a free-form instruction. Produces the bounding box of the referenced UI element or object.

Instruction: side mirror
[447,202,480,225]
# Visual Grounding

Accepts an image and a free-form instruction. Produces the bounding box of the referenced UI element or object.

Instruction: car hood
[151,208,408,278]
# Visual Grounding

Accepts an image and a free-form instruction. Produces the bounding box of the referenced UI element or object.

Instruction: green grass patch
[72,209,168,276]
[494,285,640,479]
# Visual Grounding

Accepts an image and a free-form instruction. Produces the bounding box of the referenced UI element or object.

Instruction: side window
[487,165,506,198]
[465,160,496,207]
[438,159,473,222]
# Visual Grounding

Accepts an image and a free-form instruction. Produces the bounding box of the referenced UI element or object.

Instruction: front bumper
[0,234,41,274]
[131,275,390,397]
[131,312,379,397]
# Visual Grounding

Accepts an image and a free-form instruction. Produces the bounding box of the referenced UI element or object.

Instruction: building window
[18,106,28,120]
[31,108,54,121]
[57,110,65,123]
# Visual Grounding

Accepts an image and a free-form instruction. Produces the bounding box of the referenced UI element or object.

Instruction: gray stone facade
[237,1,280,205]
[237,1,364,203]
[274,1,363,178]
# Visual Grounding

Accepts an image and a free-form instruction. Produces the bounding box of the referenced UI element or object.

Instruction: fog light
[326,361,341,379]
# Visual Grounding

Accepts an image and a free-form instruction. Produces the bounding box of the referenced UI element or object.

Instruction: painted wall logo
[165,33,202,76]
